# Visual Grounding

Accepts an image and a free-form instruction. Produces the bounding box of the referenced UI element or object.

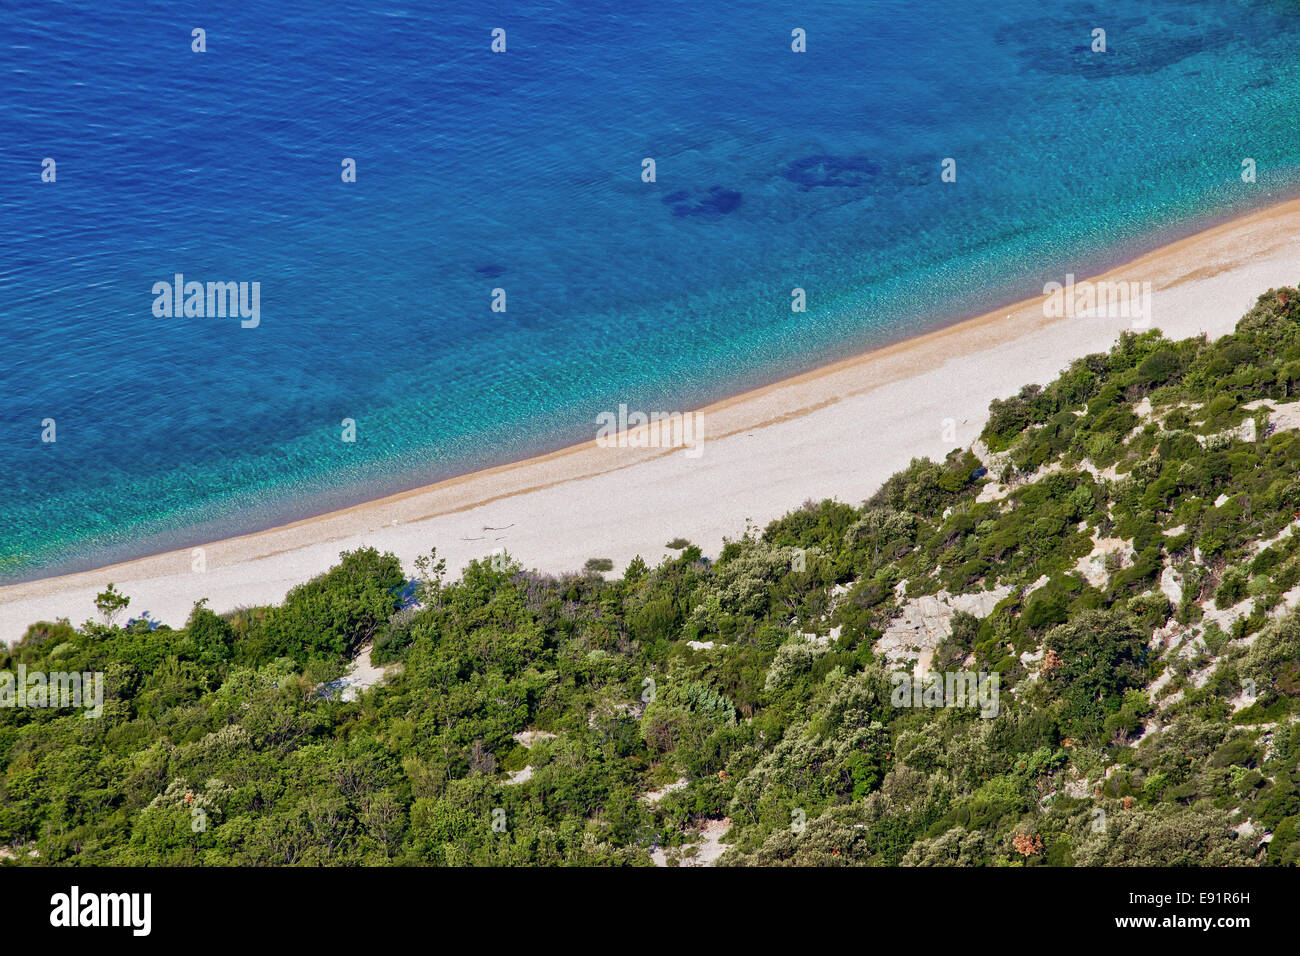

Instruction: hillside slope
[4,288,1300,866]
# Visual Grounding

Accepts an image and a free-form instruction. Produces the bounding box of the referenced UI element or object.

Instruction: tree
[1042,610,1148,742]
[413,547,447,604]
[262,547,406,662]
[93,583,130,627]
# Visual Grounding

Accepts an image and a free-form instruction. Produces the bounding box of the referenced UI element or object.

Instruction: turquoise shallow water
[4,0,1300,581]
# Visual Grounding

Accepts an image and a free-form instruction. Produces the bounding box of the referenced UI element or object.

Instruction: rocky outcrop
[875,585,1013,675]
[1159,566,1183,606]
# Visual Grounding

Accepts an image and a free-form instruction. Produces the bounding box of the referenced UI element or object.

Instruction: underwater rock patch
[781,153,880,190]
[661,185,743,217]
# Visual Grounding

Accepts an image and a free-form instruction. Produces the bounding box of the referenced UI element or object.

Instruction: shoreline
[17,184,1300,590]
[5,194,1300,639]
[11,184,1300,588]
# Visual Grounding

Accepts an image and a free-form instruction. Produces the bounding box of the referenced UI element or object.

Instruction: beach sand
[4,198,1300,640]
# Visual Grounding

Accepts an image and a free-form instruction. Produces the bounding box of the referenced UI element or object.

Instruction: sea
[4,0,1300,580]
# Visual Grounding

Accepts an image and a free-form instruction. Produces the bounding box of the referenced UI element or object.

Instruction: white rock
[640,778,688,805]
[875,585,1013,670]
[504,766,534,785]
[1159,566,1183,606]
[1243,398,1300,436]
[1253,519,1297,555]
[1201,595,1254,634]
[1229,690,1258,713]
[513,730,557,748]
[651,817,731,868]
[1024,574,1051,596]
[1074,535,1133,588]
[1272,584,1300,619]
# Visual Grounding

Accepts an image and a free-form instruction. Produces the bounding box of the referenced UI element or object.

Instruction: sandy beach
[5,197,1300,640]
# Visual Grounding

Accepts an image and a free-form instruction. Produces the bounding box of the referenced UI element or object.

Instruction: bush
[1215,569,1248,609]
[261,547,405,663]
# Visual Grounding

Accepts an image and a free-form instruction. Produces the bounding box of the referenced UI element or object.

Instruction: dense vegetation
[4,289,1300,866]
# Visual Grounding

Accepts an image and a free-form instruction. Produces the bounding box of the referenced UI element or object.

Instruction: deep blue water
[4,0,1300,581]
